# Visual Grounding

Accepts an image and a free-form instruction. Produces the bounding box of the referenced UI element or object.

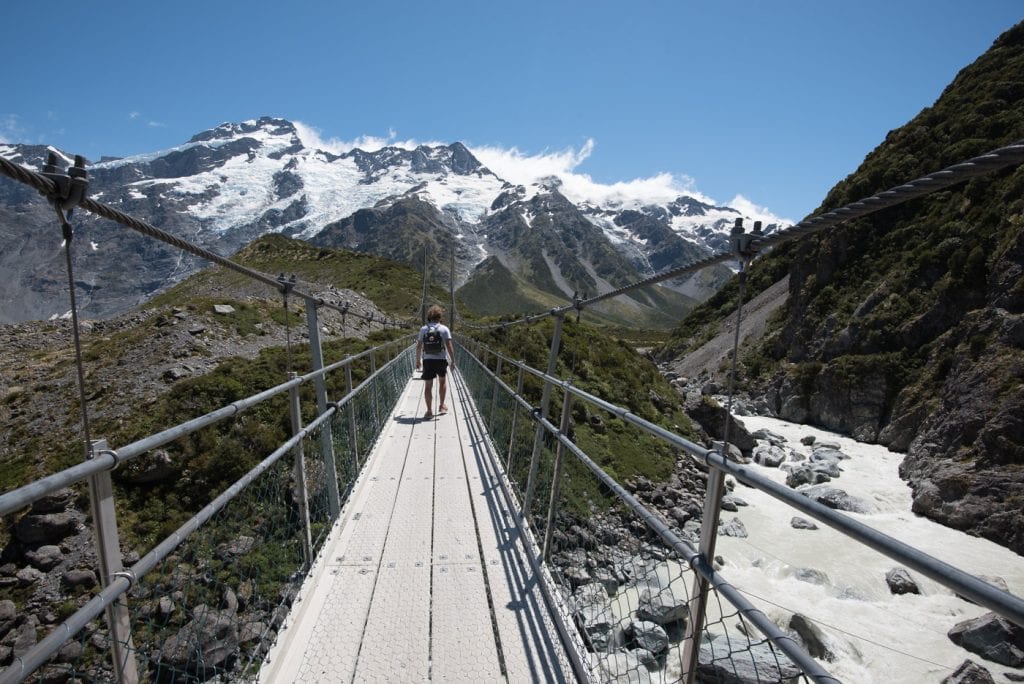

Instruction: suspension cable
[55,205,94,459]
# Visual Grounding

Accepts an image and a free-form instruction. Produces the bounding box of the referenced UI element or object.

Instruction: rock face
[947,612,1024,667]
[660,24,1024,557]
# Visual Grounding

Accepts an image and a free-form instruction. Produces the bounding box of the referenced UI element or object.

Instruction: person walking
[415,305,456,419]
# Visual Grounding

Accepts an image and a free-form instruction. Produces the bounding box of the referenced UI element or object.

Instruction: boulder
[698,636,801,683]
[799,485,870,513]
[885,567,921,595]
[628,620,669,654]
[25,545,64,571]
[719,518,748,538]
[948,612,1024,667]
[595,650,653,683]
[941,659,995,684]
[14,512,79,545]
[155,605,240,675]
[791,517,818,530]
[752,444,787,467]
[636,585,688,626]
[62,568,97,589]
[789,613,835,661]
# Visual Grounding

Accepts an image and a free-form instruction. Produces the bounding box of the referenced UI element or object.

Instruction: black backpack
[423,324,444,354]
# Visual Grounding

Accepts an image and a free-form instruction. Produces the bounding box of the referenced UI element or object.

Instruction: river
[708,415,1024,683]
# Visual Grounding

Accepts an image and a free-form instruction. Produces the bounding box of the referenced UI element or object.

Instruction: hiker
[415,305,456,419]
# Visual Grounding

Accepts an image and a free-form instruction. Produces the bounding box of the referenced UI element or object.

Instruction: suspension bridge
[1,142,1024,683]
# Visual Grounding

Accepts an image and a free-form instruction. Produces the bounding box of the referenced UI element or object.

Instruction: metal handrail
[0,343,416,684]
[457,339,1024,644]
[0,336,413,517]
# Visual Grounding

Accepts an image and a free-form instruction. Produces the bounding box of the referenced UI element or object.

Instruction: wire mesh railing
[0,341,414,684]
[455,337,1024,683]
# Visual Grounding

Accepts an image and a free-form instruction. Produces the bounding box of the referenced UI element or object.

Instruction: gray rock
[948,612,1024,667]
[213,304,235,314]
[800,435,816,446]
[794,568,830,586]
[11,622,38,659]
[156,605,240,674]
[629,620,669,654]
[16,567,44,586]
[14,512,79,544]
[785,463,832,487]
[29,488,75,514]
[25,544,64,570]
[752,444,787,467]
[698,635,801,683]
[636,585,688,626]
[885,567,921,595]
[799,484,870,513]
[216,535,255,560]
[789,613,835,661]
[719,518,748,538]
[0,599,16,633]
[791,516,819,530]
[62,568,97,589]
[941,659,995,684]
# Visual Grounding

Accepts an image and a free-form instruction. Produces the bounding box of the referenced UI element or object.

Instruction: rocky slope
[658,22,1024,554]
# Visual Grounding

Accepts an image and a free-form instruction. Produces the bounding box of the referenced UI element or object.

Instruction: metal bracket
[41,153,88,213]
[730,218,765,264]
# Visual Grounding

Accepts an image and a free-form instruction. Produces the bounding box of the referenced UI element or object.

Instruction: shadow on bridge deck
[260,370,578,682]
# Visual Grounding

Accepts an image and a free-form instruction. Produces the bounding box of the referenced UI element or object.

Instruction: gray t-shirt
[418,322,452,360]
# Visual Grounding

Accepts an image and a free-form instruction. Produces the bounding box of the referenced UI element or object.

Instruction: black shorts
[421,358,448,380]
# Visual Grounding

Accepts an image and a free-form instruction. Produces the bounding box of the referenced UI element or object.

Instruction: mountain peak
[189,117,297,145]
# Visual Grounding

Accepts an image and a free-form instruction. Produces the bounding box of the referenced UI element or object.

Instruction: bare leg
[438,376,448,413]
[423,378,434,416]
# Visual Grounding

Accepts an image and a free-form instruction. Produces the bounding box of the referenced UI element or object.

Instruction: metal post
[523,313,564,520]
[681,464,727,682]
[506,364,526,471]
[304,298,341,519]
[421,246,429,325]
[87,439,139,683]
[542,387,574,559]
[345,361,360,469]
[370,352,381,429]
[449,247,456,330]
[489,357,503,425]
[288,375,314,567]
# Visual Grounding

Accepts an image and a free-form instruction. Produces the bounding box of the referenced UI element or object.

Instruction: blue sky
[3,1,1021,221]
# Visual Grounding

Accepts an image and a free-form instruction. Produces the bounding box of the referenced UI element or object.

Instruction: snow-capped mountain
[0,117,784,324]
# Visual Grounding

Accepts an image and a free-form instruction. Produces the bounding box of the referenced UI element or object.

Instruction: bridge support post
[87,439,139,683]
[305,299,341,520]
[288,376,314,567]
[506,364,526,472]
[370,352,381,430]
[523,312,564,521]
[681,461,727,682]
[345,361,360,470]
[489,357,503,424]
[542,386,574,560]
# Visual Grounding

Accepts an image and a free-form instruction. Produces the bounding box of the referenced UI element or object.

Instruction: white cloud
[148,120,165,128]
[129,111,140,119]
[471,140,717,210]
[726,194,793,227]
[292,121,443,155]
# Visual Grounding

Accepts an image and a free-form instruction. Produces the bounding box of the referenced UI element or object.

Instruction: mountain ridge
[0,118,783,324]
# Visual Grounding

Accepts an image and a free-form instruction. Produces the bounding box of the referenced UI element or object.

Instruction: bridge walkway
[260,370,577,682]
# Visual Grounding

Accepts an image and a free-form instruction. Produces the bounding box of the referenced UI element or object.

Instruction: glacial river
[709,415,1024,683]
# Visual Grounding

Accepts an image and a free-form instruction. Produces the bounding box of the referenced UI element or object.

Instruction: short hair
[426,305,444,322]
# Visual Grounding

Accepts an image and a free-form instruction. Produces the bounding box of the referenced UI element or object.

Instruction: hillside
[658,22,1024,553]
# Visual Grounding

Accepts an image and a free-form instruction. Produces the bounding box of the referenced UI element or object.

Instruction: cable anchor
[41,152,89,216]
[730,218,765,267]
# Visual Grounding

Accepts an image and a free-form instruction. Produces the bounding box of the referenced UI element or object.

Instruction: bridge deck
[260,370,578,683]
